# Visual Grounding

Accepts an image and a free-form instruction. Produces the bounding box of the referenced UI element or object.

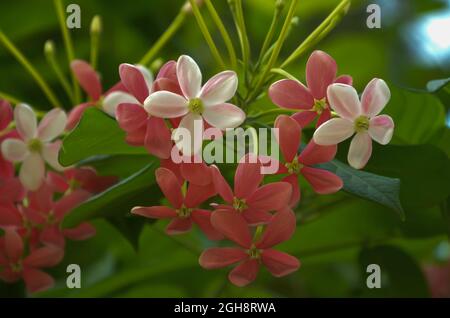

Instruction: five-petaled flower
[269,50,352,128]
[144,55,246,155]
[313,78,394,169]
[1,104,67,190]
[199,208,300,287]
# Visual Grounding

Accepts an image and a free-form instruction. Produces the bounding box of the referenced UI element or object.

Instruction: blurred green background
[0,0,449,297]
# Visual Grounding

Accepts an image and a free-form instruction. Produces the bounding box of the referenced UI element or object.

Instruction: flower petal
[144,117,172,159]
[40,226,65,248]
[275,115,301,163]
[144,91,188,118]
[66,103,93,130]
[361,78,390,117]
[119,63,149,103]
[71,60,102,101]
[256,208,296,249]
[334,75,353,85]
[269,79,314,110]
[327,83,361,120]
[316,108,331,127]
[155,167,183,208]
[191,209,224,240]
[22,268,54,293]
[291,110,317,128]
[0,204,22,227]
[369,115,394,145]
[202,103,245,130]
[211,210,252,248]
[103,91,139,116]
[200,71,238,106]
[301,166,343,194]
[116,103,148,132]
[313,118,354,146]
[42,140,64,171]
[199,247,247,269]
[166,217,193,235]
[1,138,28,162]
[19,153,45,191]
[172,113,203,156]
[234,154,263,199]
[177,55,202,99]
[37,109,67,141]
[53,190,91,221]
[0,100,13,130]
[5,228,23,262]
[135,64,154,91]
[131,206,177,219]
[247,182,292,212]
[156,60,178,81]
[241,208,273,226]
[211,165,234,203]
[298,140,337,166]
[282,174,300,207]
[261,249,300,277]
[180,161,212,186]
[228,259,259,287]
[306,50,337,99]
[184,183,216,208]
[24,246,63,268]
[14,103,37,140]
[62,222,96,241]
[348,132,372,169]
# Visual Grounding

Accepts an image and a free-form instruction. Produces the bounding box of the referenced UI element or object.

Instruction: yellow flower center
[285,156,302,174]
[248,245,261,259]
[354,115,370,133]
[188,98,204,115]
[11,261,23,273]
[176,205,192,218]
[232,197,248,212]
[27,138,42,153]
[313,98,328,114]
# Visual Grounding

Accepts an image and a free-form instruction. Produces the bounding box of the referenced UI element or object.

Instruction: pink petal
[199,247,248,269]
[0,154,15,179]
[282,174,300,207]
[0,100,13,130]
[202,103,245,129]
[184,183,216,208]
[211,165,234,203]
[71,60,102,101]
[0,177,25,204]
[28,183,53,212]
[313,118,354,146]
[301,166,343,194]
[241,208,273,226]
[180,161,212,186]
[261,249,300,277]
[124,122,147,146]
[166,217,193,235]
[200,71,238,106]
[327,84,361,120]
[369,115,394,145]
[62,222,96,241]
[66,103,94,130]
[177,55,202,99]
[14,103,37,140]
[40,226,65,248]
[102,91,139,116]
[234,154,263,199]
[316,108,331,127]
[152,78,182,95]
[47,171,69,193]
[156,60,178,81]
[0,204,22,227]
[23,246,63,268]
[144,117,172,159]
[191,209,224,240]
[256,208,296,249]
[298,140,337,166]
[348,132,372,169]
[131,206,177,219]
[4,228,23,262]
[54,190,91,221]
[22,268,54,293]
[306,50,337,99]
[155,168,183,208]
[228,259,259,287]
[160,158,183,185]
[275,115,301,163]
[37,108,67,142]
[269,79,314,110]
[211,210,252,248]
[361,78,391,117]
[334,75,353,85]
[144,91,188,118]
[119,63,149,103]
[291,110,317,128]
[247,182,292,212]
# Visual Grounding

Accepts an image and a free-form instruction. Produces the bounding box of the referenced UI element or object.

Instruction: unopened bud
[90,15,102,35]
[291,16,299,27]
[44,40,55,58]
[182,0,204,14]
[275,0,286,11]
[150,58,164,73]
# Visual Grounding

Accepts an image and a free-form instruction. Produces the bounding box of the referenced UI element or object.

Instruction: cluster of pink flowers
[0,101,117,293]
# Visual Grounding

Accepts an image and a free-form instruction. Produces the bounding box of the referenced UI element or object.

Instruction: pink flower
[313,78,394,169]
[269,50,352,128]
[144,55,245,155]
[131,167,221,239]
[211,154,292,225]
[0,228,63,293]
[1,104,67,190]
[274,115,342,206]
[199,208,300,287]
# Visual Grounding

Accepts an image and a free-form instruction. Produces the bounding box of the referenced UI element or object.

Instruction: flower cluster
[0,101,117,293]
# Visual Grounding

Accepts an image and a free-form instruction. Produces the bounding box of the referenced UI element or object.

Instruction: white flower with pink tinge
[313,78,394,169]
[144,55,245,155]
[1,104,67,190]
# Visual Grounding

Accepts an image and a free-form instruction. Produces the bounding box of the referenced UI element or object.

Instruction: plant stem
[204,0,237,69]
[229,0,251,78]
[0,91,21,105]
[54,0,80,104]
[281,0,351,68]
[247,108,296,121]
[270,67,299,81]
[257,0,285,66]
[0,30,62,108]
[189,0,226,69]
[90,15,102,70]
[138,8,188,66]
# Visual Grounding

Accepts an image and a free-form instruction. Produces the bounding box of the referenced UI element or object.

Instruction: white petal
[348,132,372,169]
[369,115,394,145]
[37,109,67,141]
[202,103,245,130]
[361,78,391,117]
[313,118,354,145]
[102,91,140,116]
[177,55,202,99]
[136,64,154,92]
[327,84,361,120]
[1,139,28,162]
[19,152,45,191]
[172,113,203,156]
[200,71,238,106]
[42,141,64,171]
[14,103,37,140]
[144,91,188,118]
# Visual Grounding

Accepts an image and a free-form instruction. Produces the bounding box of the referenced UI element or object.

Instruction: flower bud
[275,0,286,11]
[90,15,102,36]
[44,40,55,59]
[182,0,204,14]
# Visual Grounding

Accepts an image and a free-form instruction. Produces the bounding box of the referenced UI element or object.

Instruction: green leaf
[59,108,147,167]
[318,159,404,219]
[359,245,429,297]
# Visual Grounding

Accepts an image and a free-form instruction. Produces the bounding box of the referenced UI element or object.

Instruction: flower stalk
[228,0,251,80]
[90,15,102,70]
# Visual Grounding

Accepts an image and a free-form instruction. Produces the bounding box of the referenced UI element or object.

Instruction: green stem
[247,108,296,121]
[281,0,351,68]
[270,68,299,81]
[0,91,21,105]
[229,0,251,77]
[257,0,285,66]
[189,0,226,69]
[0,30,62,108]
[204,0,237,69]
[54,0,80,104]
[90,15,102,70]
[138,8,188,66]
